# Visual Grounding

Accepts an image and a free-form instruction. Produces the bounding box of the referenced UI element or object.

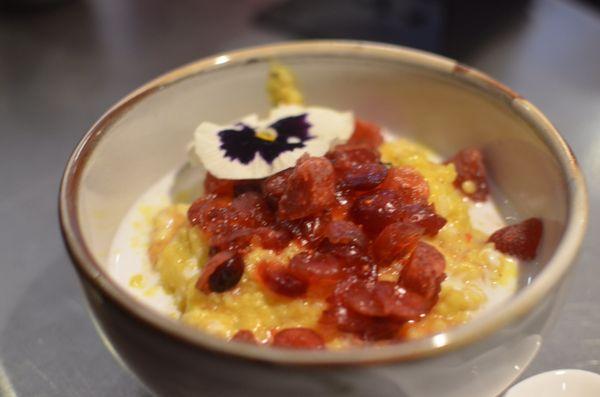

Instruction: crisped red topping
[337,162,388,191]
[289,251,343,282]
[188,120,458,344]
[272,328,325,349]
[400,242,446,304]
[278,155,336,220]
[379,166,430,205]
[348,119,384,149]
[258,261,308,297]
[204,172,235,196]
[489,218,543,260]
[326,143,380,171]
[372,222,424,266]
[350,189,404,236]
[399,203,447,237]
[196,251,244,293]
[262,168,293,203]
[447,147,489,201]
[323,220,367,248]
[231,330,258,344]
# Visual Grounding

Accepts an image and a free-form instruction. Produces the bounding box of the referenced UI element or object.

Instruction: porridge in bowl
[108,64,543,349]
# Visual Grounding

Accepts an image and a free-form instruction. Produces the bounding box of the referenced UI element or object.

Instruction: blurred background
[0,0,599,395]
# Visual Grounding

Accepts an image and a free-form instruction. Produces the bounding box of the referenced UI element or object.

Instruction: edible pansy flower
[191,105,354,179]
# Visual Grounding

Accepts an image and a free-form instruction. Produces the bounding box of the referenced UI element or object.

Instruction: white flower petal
[191,105,354,180]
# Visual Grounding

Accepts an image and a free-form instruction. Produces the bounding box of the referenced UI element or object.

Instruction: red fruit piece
[372,222,424,266]
[337,162,388,191]
[373,281,431,321]
[196,251,244,293]
[231,191,274,227]
[400,242,446,304]
[337,280,429,321]
[379,166,430,205]
[188,194,229,227]
[278,155,336,220]
[320,305,402,341]
[348,119,384,149]
[488,218,543,260]
[262,168,293,202]
[339,281,386,317]
[289,252,343,282]
[319,242,376,279]
[326,143,380,171]
[272,328,325,349]
[278,212,331,246]
[233,179,263,196]
[323,220,367,248]
[447,148,489,201]
[231,330,257,344]
[258,261,308,297]
[350,189,403,236]
[399,204,447,236]
[204,173,235,196]
[253,227,292,251]
[209,226,291,253]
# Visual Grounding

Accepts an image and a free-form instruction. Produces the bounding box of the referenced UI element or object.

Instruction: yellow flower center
[255,128,277,142]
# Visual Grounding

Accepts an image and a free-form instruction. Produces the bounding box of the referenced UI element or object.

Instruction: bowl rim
[59,40,588,365]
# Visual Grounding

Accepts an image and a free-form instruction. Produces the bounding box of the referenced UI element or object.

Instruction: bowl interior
[64,43,583,362]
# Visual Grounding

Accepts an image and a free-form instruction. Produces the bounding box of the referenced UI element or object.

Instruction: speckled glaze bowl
[59,41,587,397]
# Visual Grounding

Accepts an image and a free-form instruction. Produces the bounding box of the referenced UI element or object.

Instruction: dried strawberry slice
[204,173,235,196]
[489,218,543,260]
[379,166,430,205]
[277,212,331,246]
[231,191,274,227]
[372,222,424,266]
[278,155,336,220]
[398,203,447,236]
[400,242,446,304]
[337,162,388,191]
[350,189,403,236]
[258,261,308,297]
[447,147,489,201]
[347,119,384,149]
[323,220,367,248]
[253,227,291,251]
[321,305,403,341]
[196,251,244,293]
[231,330,258,344]
[272,328,325,349]
[187,194,231,228]
[262,168,293,202]
[373,281,430,321]
[326,143,380,171]
[339,281,386,317]
[318,242,376,279]
[289,252,343,282]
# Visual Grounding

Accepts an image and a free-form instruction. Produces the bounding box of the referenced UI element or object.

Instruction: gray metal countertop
[0,0,598,395]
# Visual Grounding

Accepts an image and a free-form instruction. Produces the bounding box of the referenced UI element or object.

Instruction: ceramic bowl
[59,41,587,397]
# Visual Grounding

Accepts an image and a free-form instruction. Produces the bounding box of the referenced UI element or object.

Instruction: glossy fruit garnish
[379,166,430,205]
[278,155,336,220]
[372,222,424,266]
[272,328,325,349]
[231,330,257,344]
[489,218,543,260]
[188,119,457,347]
[258,261,308,297]
[447,147,489,201]
[196,251,244,293]
[347,119,384,149]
